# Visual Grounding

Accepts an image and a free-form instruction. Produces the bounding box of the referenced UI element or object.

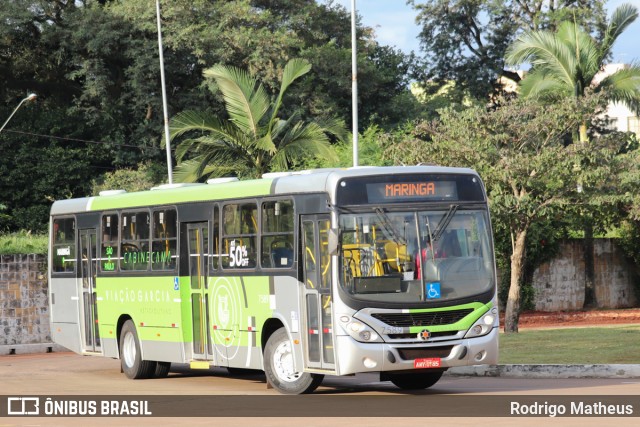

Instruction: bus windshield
[338,208,495,304]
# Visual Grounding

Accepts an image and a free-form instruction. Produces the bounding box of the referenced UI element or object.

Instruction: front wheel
[388,371,443,390]
[119,320,156,379]
[263,328,323,394]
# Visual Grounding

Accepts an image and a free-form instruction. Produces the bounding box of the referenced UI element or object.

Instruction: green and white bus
[48,166,498,394]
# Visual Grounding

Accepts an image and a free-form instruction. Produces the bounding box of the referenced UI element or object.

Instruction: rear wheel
[120,320,155,379]
[388,371,443,390]
[263,328,323,394]
[154,362,171,378]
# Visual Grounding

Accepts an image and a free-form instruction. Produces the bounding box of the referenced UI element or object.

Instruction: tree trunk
[583,220,597,308]
[504,228,528,333]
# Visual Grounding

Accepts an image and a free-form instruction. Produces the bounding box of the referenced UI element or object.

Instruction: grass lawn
[499,325,640,364]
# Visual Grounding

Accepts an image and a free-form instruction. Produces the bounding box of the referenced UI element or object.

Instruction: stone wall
[0,254,53,353]
[532,239,639,311]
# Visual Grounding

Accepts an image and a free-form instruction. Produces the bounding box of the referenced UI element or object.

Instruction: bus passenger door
[79,229,101,353]
[301,215,335,371]
[186,223,213,362]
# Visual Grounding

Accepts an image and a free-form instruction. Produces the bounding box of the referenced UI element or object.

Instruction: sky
[331,0,640,64]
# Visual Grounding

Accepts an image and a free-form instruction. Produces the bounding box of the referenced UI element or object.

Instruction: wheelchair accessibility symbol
[426,282,441,299]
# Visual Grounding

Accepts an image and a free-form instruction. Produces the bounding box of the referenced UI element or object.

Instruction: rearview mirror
[328,228,340,256]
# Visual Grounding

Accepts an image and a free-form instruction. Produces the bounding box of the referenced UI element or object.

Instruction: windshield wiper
[374,208,406,245]
[432,204,458,242]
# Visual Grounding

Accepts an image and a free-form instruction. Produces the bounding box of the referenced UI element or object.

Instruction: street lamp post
[156,0,174,184]
[351,0,358,167]
[0,93,37,134]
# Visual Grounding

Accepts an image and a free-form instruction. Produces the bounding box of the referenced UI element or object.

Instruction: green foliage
[91,162,165,195]
[0,0,417,232]
[409,0,607,101]
[506,4,640,117]
[0,230,48,255]
[300,125,394,169]
[171,59,344,181]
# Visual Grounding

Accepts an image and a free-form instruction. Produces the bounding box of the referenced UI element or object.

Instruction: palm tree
[170,59,344,181]
[505,3,640,142]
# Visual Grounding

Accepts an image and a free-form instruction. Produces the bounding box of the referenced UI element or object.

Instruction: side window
[120,211,150,271]
[52,217,76,274]
[101,213,118,272]
[211,205,219,270]
[261,200,294,268]
[302,221,316,288]
[221,203,257,269]
[152,209,177,271]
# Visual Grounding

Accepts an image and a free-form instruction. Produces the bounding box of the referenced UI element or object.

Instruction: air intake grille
[397,346,453,360]
[372,309,474,327]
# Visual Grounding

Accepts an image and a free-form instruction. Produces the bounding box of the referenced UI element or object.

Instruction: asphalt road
[1,352,639,426]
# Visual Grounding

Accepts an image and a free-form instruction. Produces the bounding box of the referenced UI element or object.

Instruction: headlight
[339,315,383,343]
[464,307,498,339]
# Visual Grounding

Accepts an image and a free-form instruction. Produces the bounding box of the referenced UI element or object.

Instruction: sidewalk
[448,364,640,379]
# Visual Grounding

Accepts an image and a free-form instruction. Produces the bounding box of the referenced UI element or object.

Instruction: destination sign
[366,181,458,203]
[335,174,485,206]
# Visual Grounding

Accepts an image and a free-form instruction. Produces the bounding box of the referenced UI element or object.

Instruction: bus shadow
[164,364,267,383]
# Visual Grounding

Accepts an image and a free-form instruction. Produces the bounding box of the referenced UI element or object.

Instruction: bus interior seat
[271,246,293,267]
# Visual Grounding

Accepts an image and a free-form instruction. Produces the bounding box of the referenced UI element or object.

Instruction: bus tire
[263,328,323,394]
[120,320,155,379]
[154,362,171,378]
[388,371,443,390]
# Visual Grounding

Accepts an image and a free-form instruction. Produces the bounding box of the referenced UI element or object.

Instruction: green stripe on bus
[407,302,492,333]
[89,179,275,211]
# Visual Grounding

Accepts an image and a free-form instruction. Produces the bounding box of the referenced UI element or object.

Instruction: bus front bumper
[333,327,499,376]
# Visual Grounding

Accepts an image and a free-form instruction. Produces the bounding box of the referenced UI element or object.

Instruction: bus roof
[50,165,480,215]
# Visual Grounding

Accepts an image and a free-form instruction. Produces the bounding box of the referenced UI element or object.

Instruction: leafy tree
[385,94,626,332]
[90,162,164,195]
[505,3,640,142]
[505,3,640,307]
[170,59,344,181]
[0,0,419,232]
[409,0,607,101]
[301,124,395,169]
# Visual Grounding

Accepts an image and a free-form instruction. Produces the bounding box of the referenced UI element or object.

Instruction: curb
[447,364,640,379]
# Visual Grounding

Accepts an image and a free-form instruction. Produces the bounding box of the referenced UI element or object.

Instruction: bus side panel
[100,334,118,358]
[138,328,187,363]
[96,276,186,363]
[210,275,275,370]
[49,277,82,354]
[270,275,305,372]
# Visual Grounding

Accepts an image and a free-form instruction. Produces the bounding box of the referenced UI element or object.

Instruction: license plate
[414,358,442,369]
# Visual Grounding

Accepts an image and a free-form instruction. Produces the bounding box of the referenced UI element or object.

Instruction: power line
[2,129,155,150]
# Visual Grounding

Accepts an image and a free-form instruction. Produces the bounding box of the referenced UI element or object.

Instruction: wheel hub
[272,340,300,383]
